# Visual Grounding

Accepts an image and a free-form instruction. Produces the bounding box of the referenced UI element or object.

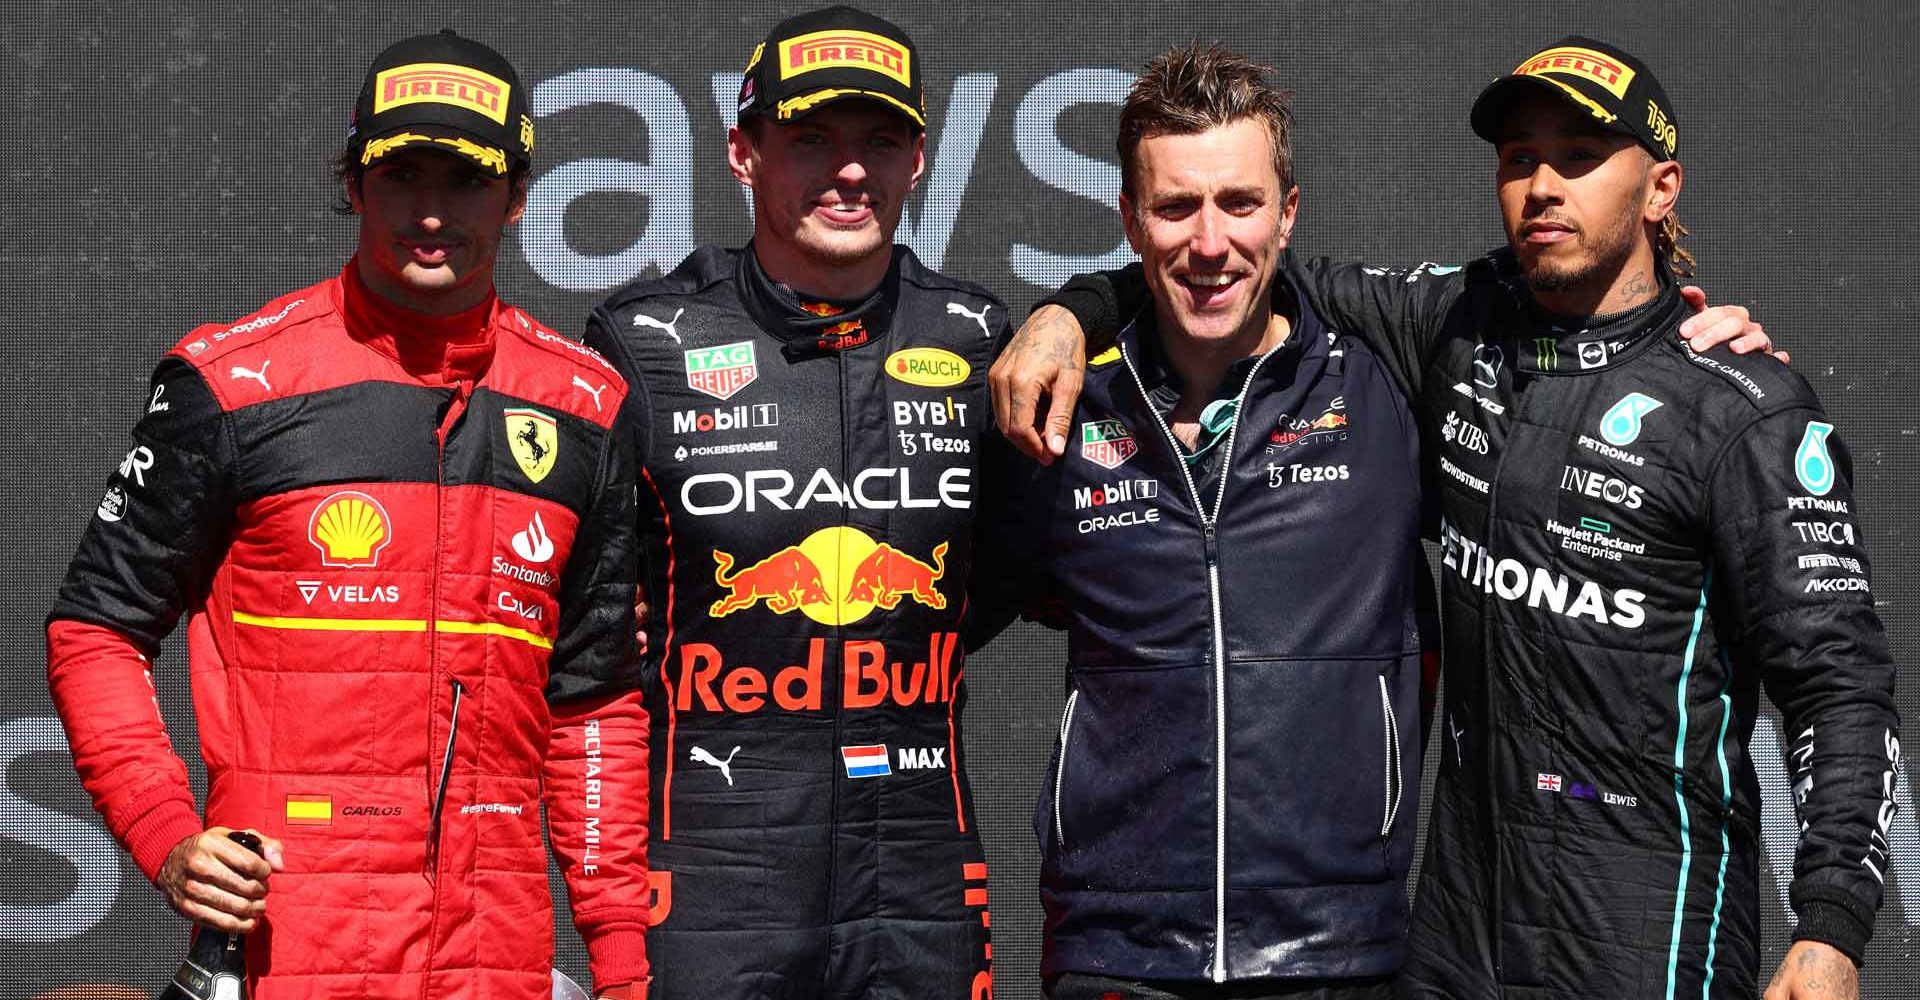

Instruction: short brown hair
[1117,43,1295,200]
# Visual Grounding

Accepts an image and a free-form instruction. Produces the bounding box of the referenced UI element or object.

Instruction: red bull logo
[710,527,947,625]
[676,634,962,714]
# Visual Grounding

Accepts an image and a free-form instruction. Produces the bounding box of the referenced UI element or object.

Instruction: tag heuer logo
[504,408,559,484]
[685,342,759,401]
[1080,419,1138,470]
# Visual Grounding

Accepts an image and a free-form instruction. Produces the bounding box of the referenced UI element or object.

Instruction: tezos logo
[1599,392,1662,446]
[1795,421,1836,496]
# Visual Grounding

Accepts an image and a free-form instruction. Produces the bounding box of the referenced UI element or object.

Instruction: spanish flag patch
[285,794,333,826]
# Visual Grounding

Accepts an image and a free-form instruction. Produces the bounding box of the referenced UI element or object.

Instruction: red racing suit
[47,262,651,999]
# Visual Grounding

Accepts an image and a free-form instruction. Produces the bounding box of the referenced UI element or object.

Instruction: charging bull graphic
[708,528,947,625]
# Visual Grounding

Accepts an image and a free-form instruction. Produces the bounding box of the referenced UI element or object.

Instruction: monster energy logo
[1534,337,1557,370]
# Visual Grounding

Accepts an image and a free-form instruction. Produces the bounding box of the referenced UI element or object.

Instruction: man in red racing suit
[45,31,651,1000]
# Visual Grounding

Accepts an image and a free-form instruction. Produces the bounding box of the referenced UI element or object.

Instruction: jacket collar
[735,244,901,359]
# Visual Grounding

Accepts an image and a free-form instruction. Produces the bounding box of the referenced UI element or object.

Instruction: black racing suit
[1046,250,1901,999]
[585,245,1006,1000]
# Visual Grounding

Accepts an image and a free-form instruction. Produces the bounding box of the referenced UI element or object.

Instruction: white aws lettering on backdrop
[518,66,1134,292]
[523,68,695,292]
[0,717,121,941]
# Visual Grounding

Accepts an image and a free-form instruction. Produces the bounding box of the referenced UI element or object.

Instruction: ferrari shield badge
[505,408,559,484]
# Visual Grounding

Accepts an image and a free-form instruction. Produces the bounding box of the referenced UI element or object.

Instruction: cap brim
[359,125,513,175]
[1470,75,1626,145]
[771,87,926,129]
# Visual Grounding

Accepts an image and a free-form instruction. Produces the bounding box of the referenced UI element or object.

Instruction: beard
[1522,203,1642,295]
[1521,172,1650,297]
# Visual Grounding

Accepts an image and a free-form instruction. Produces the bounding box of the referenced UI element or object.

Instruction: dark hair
[328,144,531,215]
[1659,212,1696,278]
[1117,42,1295,200]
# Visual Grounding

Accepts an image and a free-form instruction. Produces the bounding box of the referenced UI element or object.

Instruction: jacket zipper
[426,678,464,870]
[1053,689,1080,849]
[1378,675,1402,836]
[1121,339,1284,984]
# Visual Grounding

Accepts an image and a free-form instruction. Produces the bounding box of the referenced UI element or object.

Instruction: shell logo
[308,491,393,568]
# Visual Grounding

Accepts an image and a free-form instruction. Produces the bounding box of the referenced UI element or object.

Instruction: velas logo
[1513,46,1637,100]
[1795,421,1837,496]
[1080,419,1137,470]
[710,526,948,625]
[1599,392,1662,447]
[885,347,969,388]
[505,408,559,483]
[309,491,393,568]
[777,29,911,87]
[686,341,759,401]
[374,62,511,125]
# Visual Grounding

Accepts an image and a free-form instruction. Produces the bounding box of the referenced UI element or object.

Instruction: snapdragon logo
[1439,519,1646,628]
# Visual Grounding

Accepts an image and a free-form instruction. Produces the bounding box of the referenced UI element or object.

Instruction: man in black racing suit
[583,8,1004,1000]
[1014,35,1900,1000]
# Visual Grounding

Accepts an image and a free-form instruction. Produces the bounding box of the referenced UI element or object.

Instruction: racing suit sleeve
[1707,409,1900,965]
[1034,262,1150,355]
[544,401,652,993]
[45,357,233,881]
[1284,255,1470,400]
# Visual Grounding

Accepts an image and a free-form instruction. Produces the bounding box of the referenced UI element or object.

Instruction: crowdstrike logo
[512,512,556,562]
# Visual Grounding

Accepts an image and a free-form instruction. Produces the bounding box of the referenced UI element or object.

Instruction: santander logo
[512,512,555,563]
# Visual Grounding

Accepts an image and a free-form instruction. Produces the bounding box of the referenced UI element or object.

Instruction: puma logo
[946,301,991,338]
[689,745,740,786]
[633,308,685,344]
[229,360,272,392]
[572,375,607,411]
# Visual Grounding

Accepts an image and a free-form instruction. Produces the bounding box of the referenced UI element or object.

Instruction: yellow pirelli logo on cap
[375,62,510,124]
[286,794,333,826]
[778,29,910,87]
[1513,47,1636,99]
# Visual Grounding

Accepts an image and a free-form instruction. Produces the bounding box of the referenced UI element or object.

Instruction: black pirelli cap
[348,29,534,175]
[1470,36,1679,161]
[735,6,926,130]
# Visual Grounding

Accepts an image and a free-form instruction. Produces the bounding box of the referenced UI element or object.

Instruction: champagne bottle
[158,831,262,1000]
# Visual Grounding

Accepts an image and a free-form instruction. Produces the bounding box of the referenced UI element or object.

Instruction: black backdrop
[4,2,1916,996]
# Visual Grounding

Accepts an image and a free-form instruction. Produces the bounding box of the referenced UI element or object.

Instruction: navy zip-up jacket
[980,274,1432,983]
